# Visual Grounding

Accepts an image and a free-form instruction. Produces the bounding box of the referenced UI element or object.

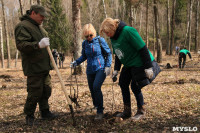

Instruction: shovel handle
[46,46,72,105]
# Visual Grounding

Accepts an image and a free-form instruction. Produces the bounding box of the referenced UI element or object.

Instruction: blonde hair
[82,23,96,39]
[99,18,120,36]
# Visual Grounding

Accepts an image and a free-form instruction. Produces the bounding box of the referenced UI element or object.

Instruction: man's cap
[30,5,48,17]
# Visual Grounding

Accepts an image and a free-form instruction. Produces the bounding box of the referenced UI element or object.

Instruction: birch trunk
[187,0,194,51]
[139,7,143,33]
[195,0,199,52]
[146,0,149,48]
[30,0,39,5]
[130,5,134,27]
[1,0,11,68]
[114,0,119,18]
[122,1,126,20]
[0,21,4,68]
[153,24,155,57]
[102,0,107,18]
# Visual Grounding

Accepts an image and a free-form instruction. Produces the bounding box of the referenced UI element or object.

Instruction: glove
[70,61,77,68]
[112,70,118,82]
[104,67,111,76]
[191,58,193,61]
[39,37,50,48]
[144,67,154,79]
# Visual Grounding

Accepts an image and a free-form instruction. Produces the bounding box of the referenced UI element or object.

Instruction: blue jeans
[87,69,106,114]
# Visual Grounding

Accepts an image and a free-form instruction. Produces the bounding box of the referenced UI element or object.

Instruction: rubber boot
[131,106,145,121]
[26,115,35,126]
[116,104,132,119]
[41,109,56,120]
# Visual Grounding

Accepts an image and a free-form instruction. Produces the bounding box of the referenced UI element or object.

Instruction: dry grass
[0,52,199,132]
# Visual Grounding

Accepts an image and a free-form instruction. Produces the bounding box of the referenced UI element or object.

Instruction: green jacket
[111,26,154,67]
[15,15,52,76]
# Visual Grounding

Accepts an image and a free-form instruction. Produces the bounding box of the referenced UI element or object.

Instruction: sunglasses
[85,34,93,38]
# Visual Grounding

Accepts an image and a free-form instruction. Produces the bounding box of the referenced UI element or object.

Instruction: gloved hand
[112,70,118,82]
[191,58,193,61]
[104,67,111,76]
[70,61,77,68]
[144,67,154,79]
[39,38,50,48]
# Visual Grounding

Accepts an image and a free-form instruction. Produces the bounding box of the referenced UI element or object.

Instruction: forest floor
[0,52,200,133]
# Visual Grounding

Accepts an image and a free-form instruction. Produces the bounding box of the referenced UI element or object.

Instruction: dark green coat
[15,15,52,76]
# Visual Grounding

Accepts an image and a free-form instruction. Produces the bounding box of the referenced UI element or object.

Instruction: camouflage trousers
[24,74,52,116]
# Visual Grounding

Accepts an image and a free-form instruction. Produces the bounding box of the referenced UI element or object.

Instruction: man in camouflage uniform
[15,5,55,126]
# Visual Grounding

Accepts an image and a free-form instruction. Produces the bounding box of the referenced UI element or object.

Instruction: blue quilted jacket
[76,36,112,74]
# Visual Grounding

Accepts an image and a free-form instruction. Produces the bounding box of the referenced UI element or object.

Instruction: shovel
[46,46,76,126]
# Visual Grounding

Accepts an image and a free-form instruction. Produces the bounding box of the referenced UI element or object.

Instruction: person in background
[175,45,180,55]
[15,5,55,126]
[52,49,58,65]
[100,18,161,121]
[58,52,65,68]
[179,47,192,69]
[70,23,112,120]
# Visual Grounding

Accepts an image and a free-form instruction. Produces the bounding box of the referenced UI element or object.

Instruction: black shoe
[26,115,35,126]
[131,106,145,121]
[94,113,104,120]
[41,109,56,120]
[116,105,132,119]
[116,111,132,119]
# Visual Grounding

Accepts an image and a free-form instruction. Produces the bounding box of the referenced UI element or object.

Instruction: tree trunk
[139,7,143,33]
[133,7,137,26]
[1,0,11,68]
[195,0,199,52]
[114,0,119,18]
[153,24,155,57]
[166,0,170,55]
[153,0,162,63]
[15,0,24,68]
[102,0,107,18]
[19,0,23,15]
[72,0,82,74]
[30,0,38,5]
[184,2,190,48]
[146,0,149,48]
[0,21,4,68]
[87,0,100,23]
[129,5,134,27]
[170,0,176,55]
[37,0,41,5]
[122,0,126,20]
[11,14,19,68]
[187,0,194,51]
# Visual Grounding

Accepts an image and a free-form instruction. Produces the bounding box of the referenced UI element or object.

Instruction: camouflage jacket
[15,15,52,76]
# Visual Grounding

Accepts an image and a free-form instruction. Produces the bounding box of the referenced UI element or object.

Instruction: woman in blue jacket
[70,23,112,120]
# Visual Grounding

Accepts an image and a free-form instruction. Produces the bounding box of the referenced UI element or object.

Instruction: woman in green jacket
[100,18,161,121]
[179,47,192,69]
